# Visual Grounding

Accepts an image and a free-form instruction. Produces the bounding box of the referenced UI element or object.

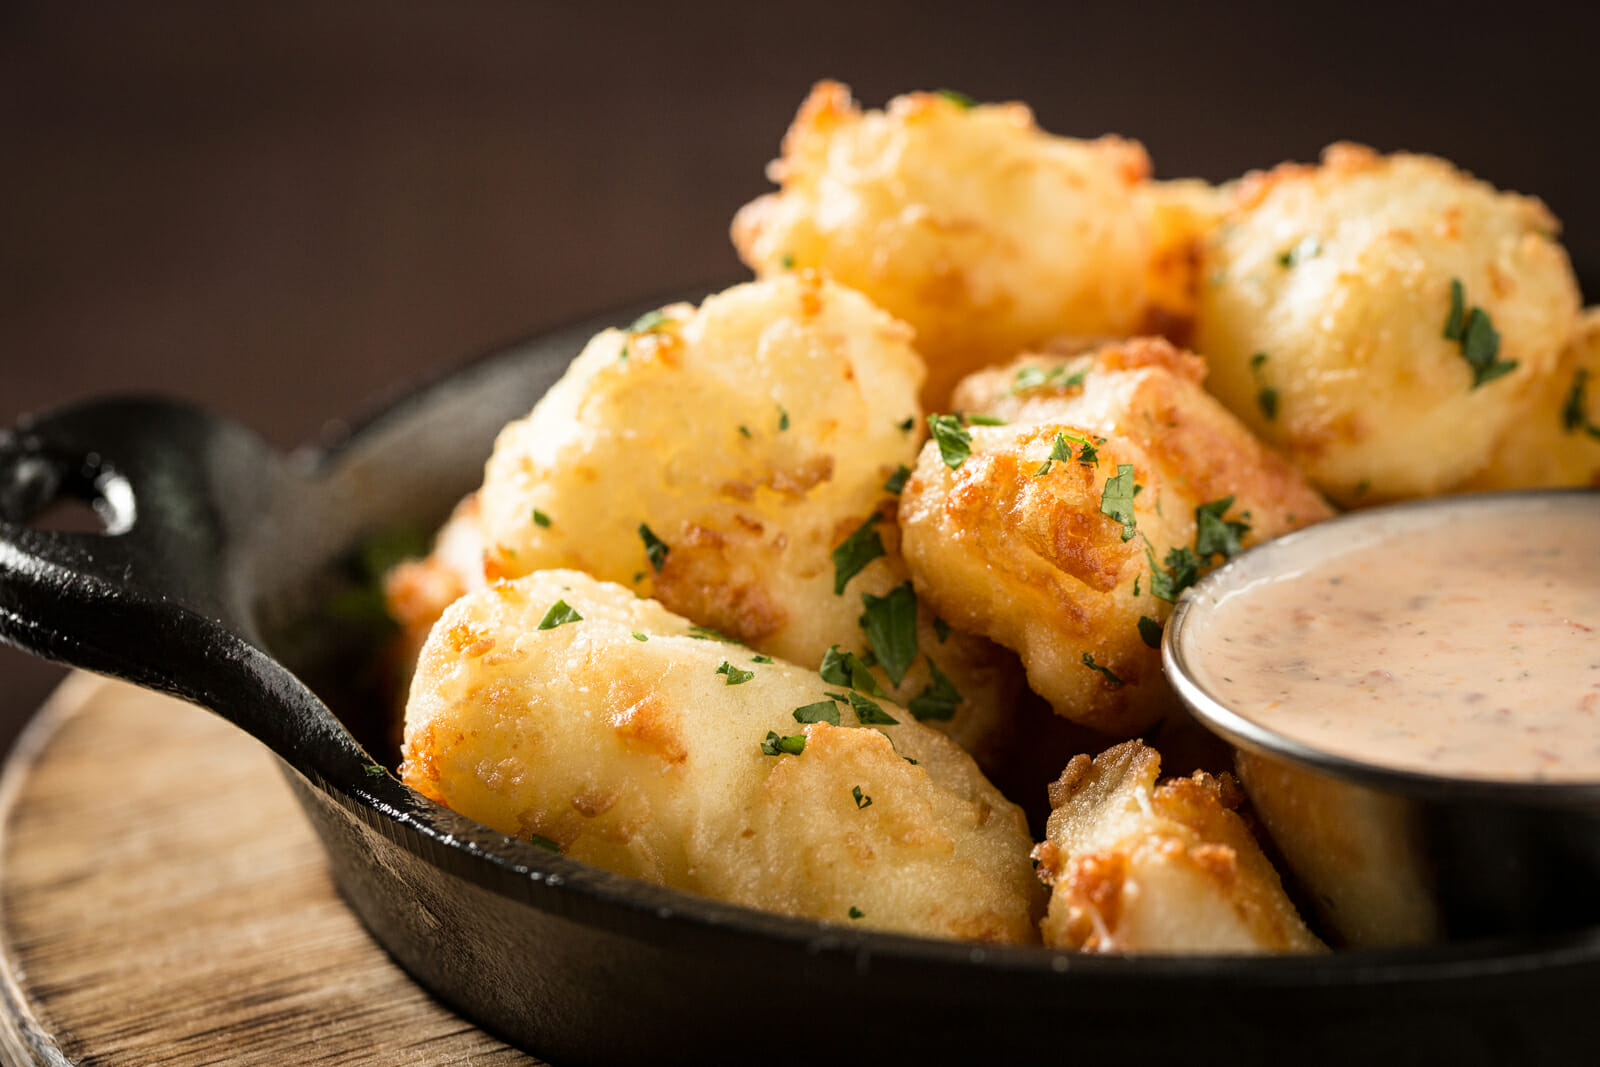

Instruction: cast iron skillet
[1,303,1598,1066]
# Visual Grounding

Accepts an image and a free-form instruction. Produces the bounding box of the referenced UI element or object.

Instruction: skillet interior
[230,297,1600,1063]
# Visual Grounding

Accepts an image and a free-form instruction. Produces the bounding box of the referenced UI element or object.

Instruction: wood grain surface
[0,674,541,1066]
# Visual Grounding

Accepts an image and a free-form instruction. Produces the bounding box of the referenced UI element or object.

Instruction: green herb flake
[738,424,751,438]
[852,785,873,809]
[847,690,899,726]
[908,656,962,721]
[1444,279,1518,388]
[363,763,387,778]
[527,833,561,853]
[687,625,735,642]
[1194,496,1250,561]
[639,523,669,572]
[820,645,887,697]
[897,416,916,434]
[1099,464,1140,541]
[792,700,841,727]
[761,731,807,756]
[715,660,755,686]
[1010,364,1087,395]
[1277,236,1322,268]
[927,413,973,469]
[1081,652,1125,688]
[780,252,796,270]
[964,413,1007,426]
[936,88,976,109]
[1257,386,1280,420]
[848,906,865,920]
[859,581,919,687]
[752,654,774,664]
[1443,278,1466,342]
[1138,616,1163,649]
[832,514,886,594]
[532,508,552,528]
[632,632,649,642]
[778,406,790,431]
[933,617,951,643]
[1562,368,1590,432]
[883,464,912,494]
[1145,543,1202,603]
[629,309,671,334]
[537,599,584,630]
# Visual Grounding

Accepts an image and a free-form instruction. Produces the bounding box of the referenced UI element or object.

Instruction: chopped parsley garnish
[752,654,774,664]
[847,690,899,725]
[629,309,671,333]
[832,514,886,594]
[1444,278,1517,388]
[1034,429,1101,477]
[1081,652,1125,688]
[532,509,552,528]
[687,625,735,642]
[1099,464,1141,541]
[932,617,951,643]
[1277,236,1321,268]
[632,632,649,641]
[1561,368,1600,440]
[964,413,1007,426]
[859,581,919,687]
[527,833,561,852]
[761,731,806,756]
[1250,352,1279,420]
[848,906,865,920]
[639,523,669,572]
[883,464,912,494]
[820,645,887,697]
[363,763,386,778]
[897,416,916,434]
[852,786,873,809]
[1138,616,1163,649]
[1011,363,1087,394]
[1194,496,1250,561]
[778,406,790,431]
[780,252,796,270]
[907,657,961,721]
[792,700,841,727]
[1145,542,1202,603]
[537,600,583,630]
[936,88,976,109]
[738,424,751,438]
[715,660,755,685]
[927,414,973,469]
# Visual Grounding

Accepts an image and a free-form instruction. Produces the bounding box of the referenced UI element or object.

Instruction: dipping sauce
[1181,496,1600,781]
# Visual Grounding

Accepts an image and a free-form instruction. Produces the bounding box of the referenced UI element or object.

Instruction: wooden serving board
[0,674,542,1066]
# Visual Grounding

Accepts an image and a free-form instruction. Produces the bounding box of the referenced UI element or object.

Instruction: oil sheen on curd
[1185,501,1600,781]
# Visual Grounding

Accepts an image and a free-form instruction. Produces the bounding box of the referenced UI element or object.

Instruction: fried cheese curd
[1466,307,1600,490]
[385,493,488,672]
[1194,143,1582,506]
[898,337,1332,735]
[401,570,1044,943]
[475,274,1023,769]
[1031,741,1322,953]
[732,81,1186,409]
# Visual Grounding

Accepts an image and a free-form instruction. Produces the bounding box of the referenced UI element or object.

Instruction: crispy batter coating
[475,274,1024,769]
[899,338,1332,734]
[1466,308,1600,490]
[1031,741,1322,953]
[384,493,488,670]
[1234,751,1439,948]
[1194,143,1582,505]
[401,569,1044,943]
[731,81,1173,408]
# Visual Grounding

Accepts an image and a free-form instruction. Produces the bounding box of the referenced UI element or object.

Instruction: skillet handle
[0,397,373,779]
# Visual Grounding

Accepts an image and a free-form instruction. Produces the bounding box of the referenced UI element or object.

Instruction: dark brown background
[2,1,1596,754]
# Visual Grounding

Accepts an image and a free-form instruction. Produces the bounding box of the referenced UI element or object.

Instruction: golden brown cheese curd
[475,273,1023,769]
[1194,143,1581,505]
[401,569,1044,944]
[732,81,1178,408]
[898,338,1331,735]
[1032,741,1322,953]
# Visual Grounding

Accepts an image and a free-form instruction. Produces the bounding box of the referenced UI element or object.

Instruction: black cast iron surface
[2,304,1598,1064]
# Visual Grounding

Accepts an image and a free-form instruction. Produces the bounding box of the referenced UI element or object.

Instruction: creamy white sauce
[1185,503,1600,781]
